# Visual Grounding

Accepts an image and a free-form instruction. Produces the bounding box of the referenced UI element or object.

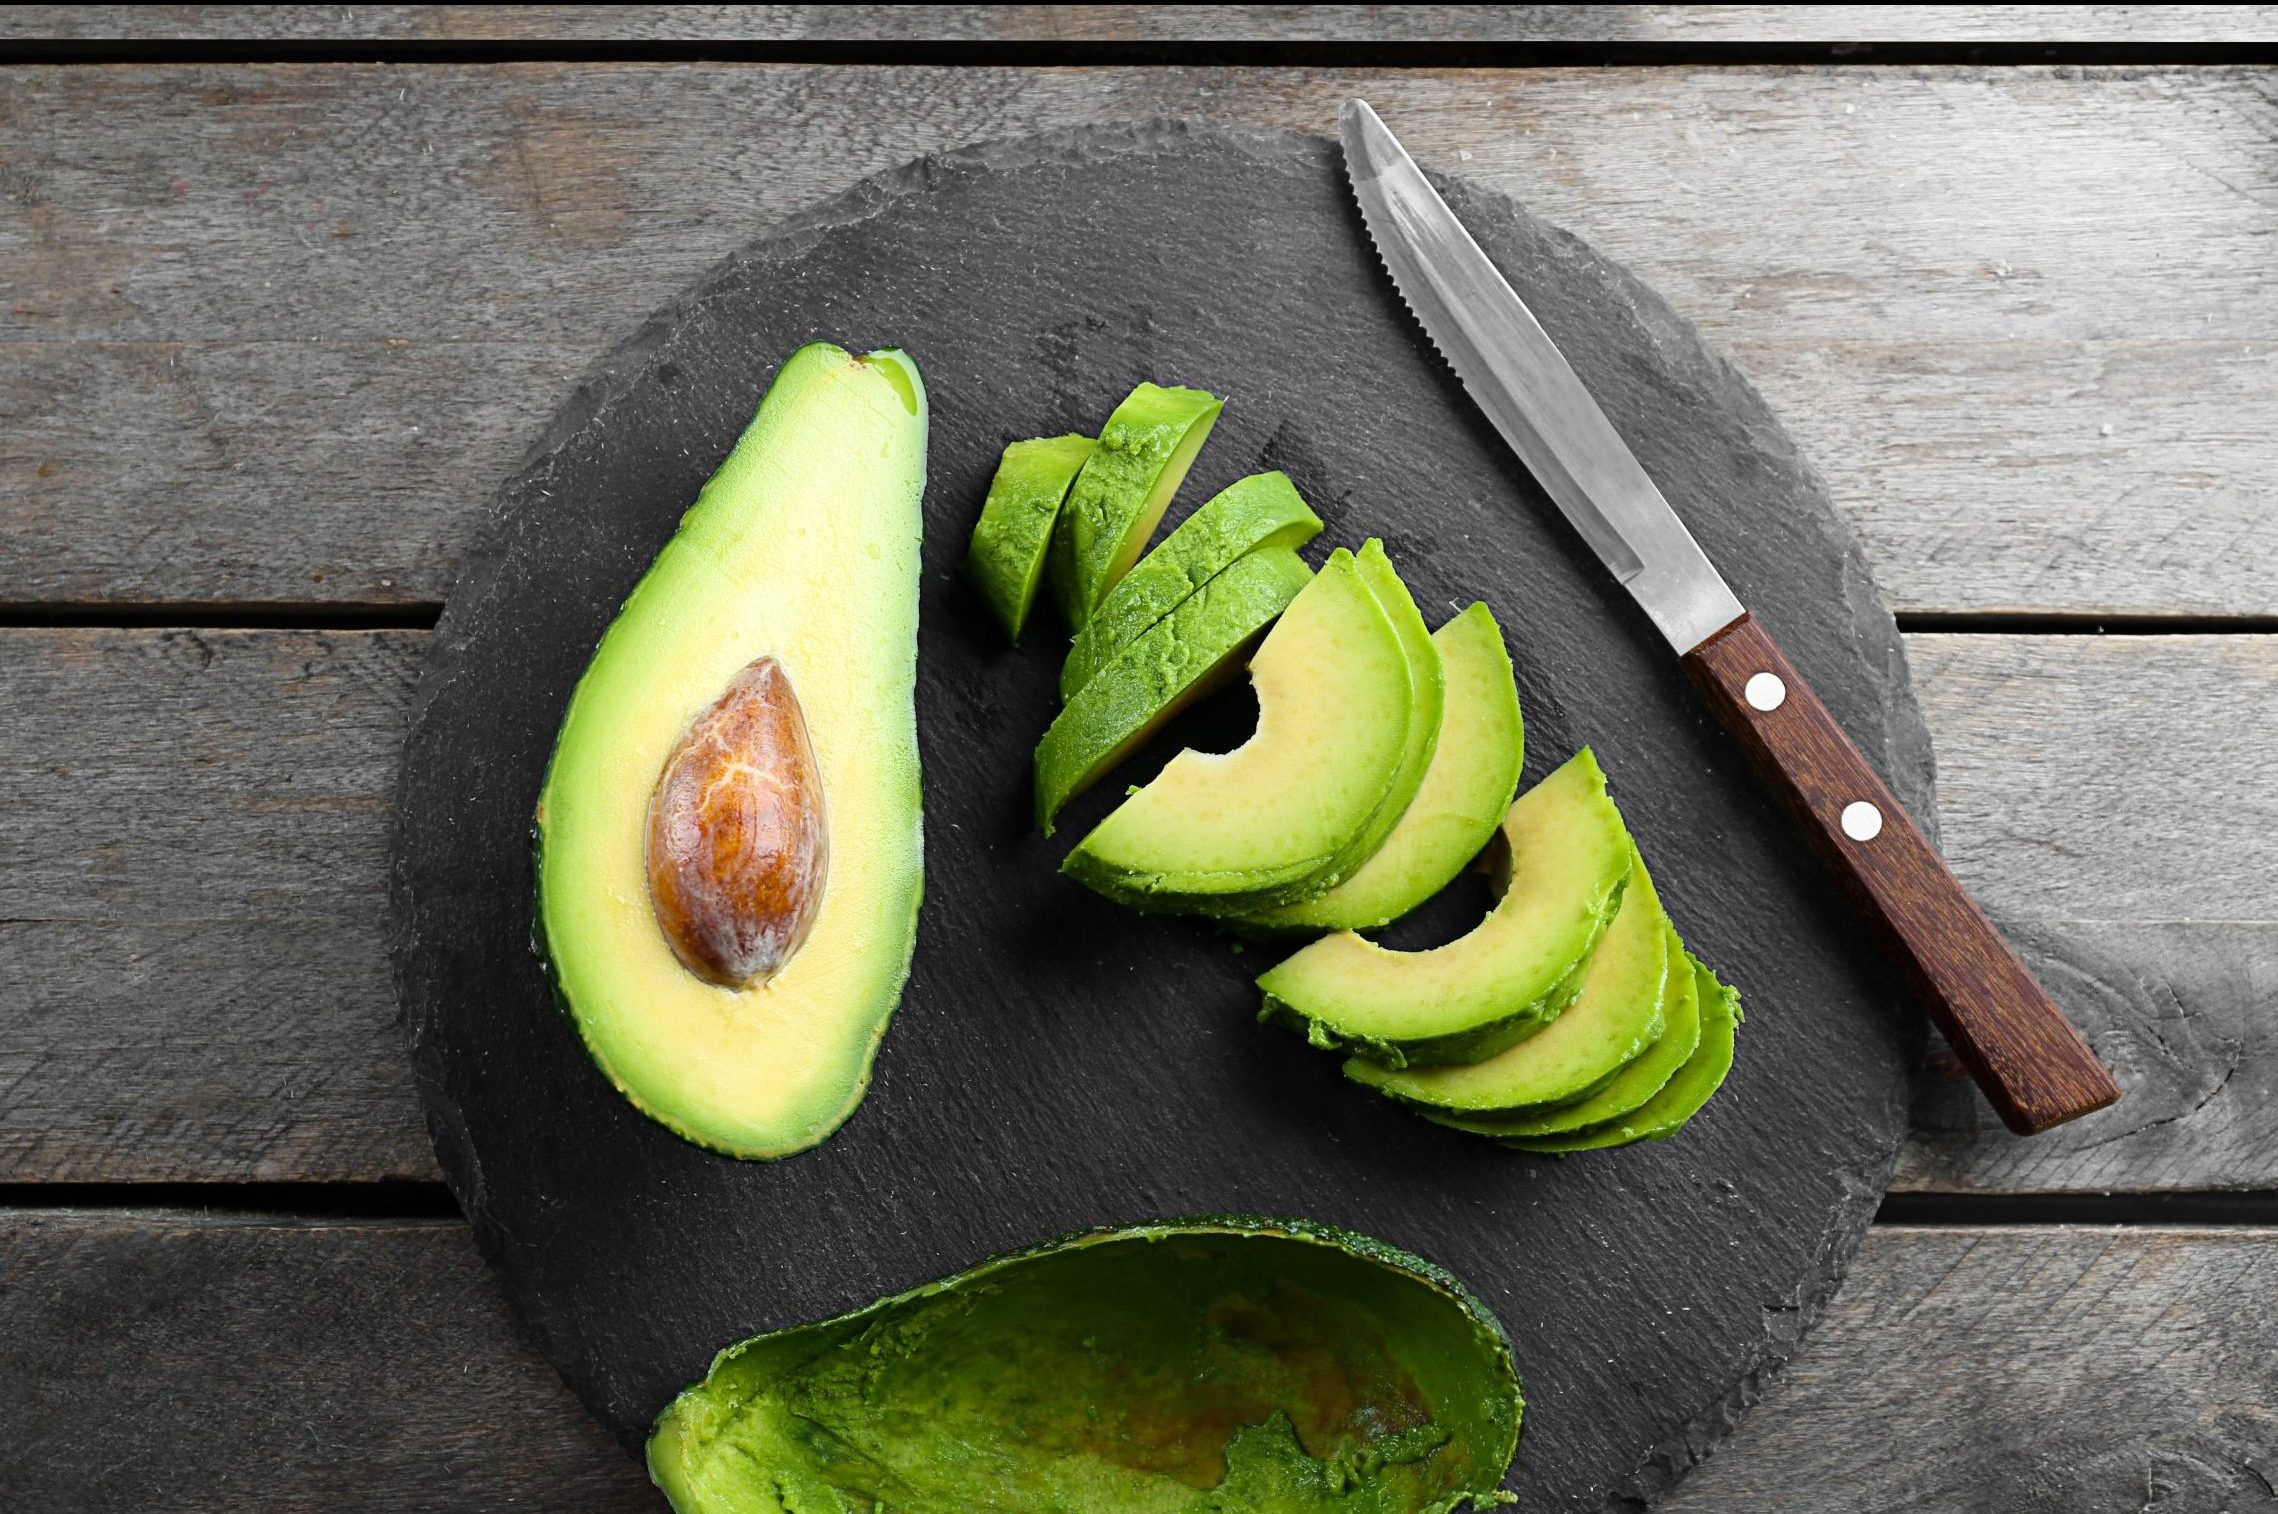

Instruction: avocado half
[648,1218,1523,1513]
[534,342,927,1160]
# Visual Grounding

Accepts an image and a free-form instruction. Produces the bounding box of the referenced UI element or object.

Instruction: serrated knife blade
[1339,97,1743,654]
[1339,97,2123,1134]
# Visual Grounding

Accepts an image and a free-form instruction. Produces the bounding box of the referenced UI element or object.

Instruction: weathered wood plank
[1660,1225,2278,1513]
[1,628,2271,1190]
[0,629,432,1182]
[7,5,2277,44]
[3,1214,2272,1512]
[0,1213,641,1513]
[4,64,2276,613]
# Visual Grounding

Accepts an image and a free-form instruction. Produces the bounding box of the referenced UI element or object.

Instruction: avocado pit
[646,656,828,989]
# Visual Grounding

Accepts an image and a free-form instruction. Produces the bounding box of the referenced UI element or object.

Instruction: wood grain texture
[0,629,434,1183]
[1,627,2272,1190]
[0,1212,640,1513]
[4,65,2276,613]
[1687,612,2120,1133]
[1658,1224,2278,1514]
[3,1214,2272,1513]
[6,5,2276,43]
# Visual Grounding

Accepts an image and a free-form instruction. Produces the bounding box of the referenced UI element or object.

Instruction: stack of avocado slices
[965,381,1741,1152]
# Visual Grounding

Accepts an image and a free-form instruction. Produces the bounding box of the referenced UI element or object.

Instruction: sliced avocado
[1502,955,1741,1152]
[964,433,1095,641]
[648,1218,1523,1514]
[1062,548,1419,914]
[1349,848,1670,1115]
[1245,603,1521,934]
[1050,382,1224,628]
[1435,923,1702,1139]
[1061,470,1323,700]
[1257,750,1632,1068]
[1295,539,1445,896]
[1033,546,1313,833]
[534,342,926,1160]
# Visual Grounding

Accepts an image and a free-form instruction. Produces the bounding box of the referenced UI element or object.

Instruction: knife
[1340,99,2120,1135]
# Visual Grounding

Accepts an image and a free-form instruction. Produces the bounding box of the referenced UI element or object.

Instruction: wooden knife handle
[1684,612,2121,1134]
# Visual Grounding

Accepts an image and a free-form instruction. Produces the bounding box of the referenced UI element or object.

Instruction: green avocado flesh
[534,342,926,1160]
[964,434,1095,641]
[1246,604,1522,934]
[1291,541,1445,901]
[1438,925,1701,1139]
[1349,851,1669,1115]
[1257,750,1632,1068]
[1062,471,1324,700]
[1063,548,1419,913]
[1501,956,1741,1152]
[1034,546,1314,832]
[647,1219,1523,1514]
[1052,383,1225,629]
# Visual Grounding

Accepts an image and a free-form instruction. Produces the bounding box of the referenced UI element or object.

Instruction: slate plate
[391,119,1930,1511]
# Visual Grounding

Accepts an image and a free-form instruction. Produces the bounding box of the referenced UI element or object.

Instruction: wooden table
[5,8,2276,1511]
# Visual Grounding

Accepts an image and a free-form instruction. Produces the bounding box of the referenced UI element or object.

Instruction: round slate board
[391,120,1930,1511]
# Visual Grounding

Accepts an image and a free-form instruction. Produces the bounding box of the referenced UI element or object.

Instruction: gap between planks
[4,604,2276,636]
[7,38,2278,68]
[6,1185,2278,1227]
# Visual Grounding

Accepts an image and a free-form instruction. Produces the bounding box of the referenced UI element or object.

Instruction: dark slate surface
[390,119,1931,1512]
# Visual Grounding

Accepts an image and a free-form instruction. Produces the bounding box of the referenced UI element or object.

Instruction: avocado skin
[964,433,1096,641]
[1061,470,1323,700]
[1050,383,1225,629]
[647,1216,1521,1514]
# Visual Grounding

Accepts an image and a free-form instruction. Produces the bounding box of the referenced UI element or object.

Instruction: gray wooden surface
[3,11,2275,1513]
[6,65,2276,615]
[9,5,2278,43]
[5,1215,2271,1513]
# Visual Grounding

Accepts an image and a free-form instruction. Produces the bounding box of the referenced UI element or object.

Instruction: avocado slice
[1061,470,1323,700]
[1050,382,1224,628]
[964,433,1095,641]
[1347,848,1671,1115]
[648,1218,1523,1514]
[1244,603,1522,934]
[1034,546,1314,833]
[1062,548,1421,914]
[1257,750,1632,1068]
[1433,923,1702,1140]
[1296,540,1446,897]
[1501,955,1742,1152]
[534,342,926,1160]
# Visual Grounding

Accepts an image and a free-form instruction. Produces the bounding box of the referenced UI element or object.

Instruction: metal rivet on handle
[1744,671,1787,712]
[1841,801,1884,841]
